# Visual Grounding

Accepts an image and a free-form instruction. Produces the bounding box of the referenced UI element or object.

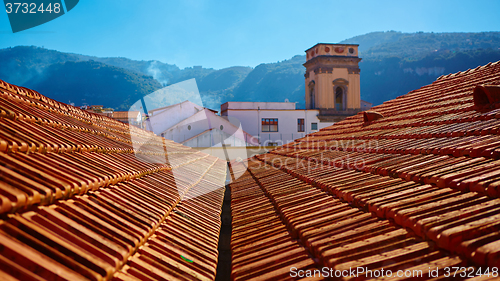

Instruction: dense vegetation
[231,55,306,107]
[360,49,500,105]
[346,31,500,60]
[26,61,162,109]
[1,31,499,110]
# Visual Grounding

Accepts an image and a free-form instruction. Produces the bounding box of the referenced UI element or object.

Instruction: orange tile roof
[229,61,500,279]
[0,79,227,280]
[113,111,140,120]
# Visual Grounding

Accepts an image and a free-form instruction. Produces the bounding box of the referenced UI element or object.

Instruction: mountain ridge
[1,31,500,110]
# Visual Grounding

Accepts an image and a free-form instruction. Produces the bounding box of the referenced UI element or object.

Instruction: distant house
[147,100,205,136]
[112,111,142,126]
[221,101,332,146]
[148,101,258,147]
[80,104,113,117]
[361,100,373,110]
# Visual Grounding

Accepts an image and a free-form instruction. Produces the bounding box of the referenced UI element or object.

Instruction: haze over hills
[342,31,500,59]
[1,31,500,110]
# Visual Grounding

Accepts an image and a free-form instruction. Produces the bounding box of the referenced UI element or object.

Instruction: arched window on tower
[335,87,344,110]
[332,79,348,111]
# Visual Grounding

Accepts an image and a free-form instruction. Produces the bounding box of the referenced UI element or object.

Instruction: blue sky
[1,0,499,69]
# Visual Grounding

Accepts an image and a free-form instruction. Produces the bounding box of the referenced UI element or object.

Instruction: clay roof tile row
[0,79,227,280]
[230,60,500,280]
[229,162,323,281]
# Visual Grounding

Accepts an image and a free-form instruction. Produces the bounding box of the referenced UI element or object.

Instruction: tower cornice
[303,55,362,69]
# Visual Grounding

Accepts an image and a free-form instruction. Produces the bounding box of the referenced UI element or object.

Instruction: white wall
[360,100,373,110]
[162,109,211,143]
[161,109,259,146]
[225,109,333,145]
[148,101,204,135]
[182,129,249,147]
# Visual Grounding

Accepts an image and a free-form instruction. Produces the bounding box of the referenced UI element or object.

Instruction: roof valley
[0,78,228,280]
[229,161,322,280]
[245,156,466,277]
[229,59,500,279]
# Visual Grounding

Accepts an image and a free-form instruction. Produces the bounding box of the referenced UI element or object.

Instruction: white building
[147,100,258,147]
[112,111,142,127]
[147,100,204,136]
[220,101,333,146]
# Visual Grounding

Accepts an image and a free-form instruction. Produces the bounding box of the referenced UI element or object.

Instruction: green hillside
[0,46,80,85]
[360,49,500,105]
[357,31,500,61]
[25,60,162,110]
[232,55,306,107]
[340,31,406,52]
[1,31,500,111]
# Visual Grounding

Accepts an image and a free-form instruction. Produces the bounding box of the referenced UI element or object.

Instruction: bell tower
[304,43,362,121]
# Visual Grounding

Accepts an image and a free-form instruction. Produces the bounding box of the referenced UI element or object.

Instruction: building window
[311,123,318,130]
[335,87,344,110]
[220,125,224,130]
[297,118,305,132]
[188,125,191,130]
[262,118,278,132]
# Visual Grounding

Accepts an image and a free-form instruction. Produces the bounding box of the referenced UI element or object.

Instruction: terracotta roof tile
[229,60,500,280]
[229,163,318,280]
[232,159,468,280]
[5,59,500,280]
[0,79,227,280]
